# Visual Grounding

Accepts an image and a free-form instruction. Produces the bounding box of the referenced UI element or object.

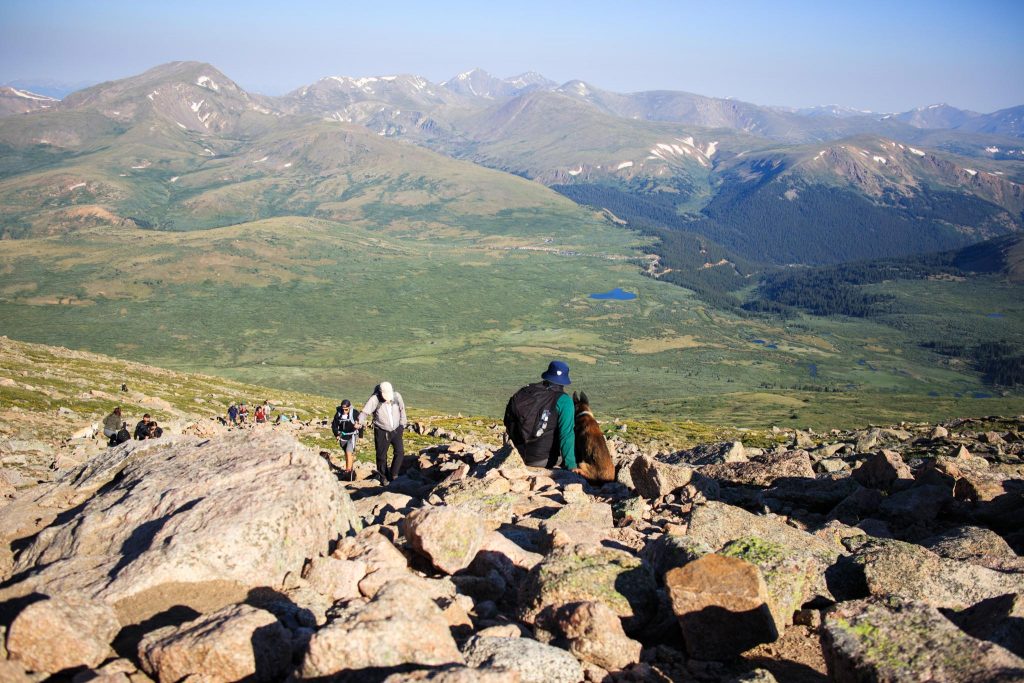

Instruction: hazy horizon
[2,0,1023,113]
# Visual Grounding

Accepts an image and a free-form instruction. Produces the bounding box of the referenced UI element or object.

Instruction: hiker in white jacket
[358,381,407,483]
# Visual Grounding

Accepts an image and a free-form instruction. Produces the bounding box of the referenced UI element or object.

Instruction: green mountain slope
[1,63,1022,428]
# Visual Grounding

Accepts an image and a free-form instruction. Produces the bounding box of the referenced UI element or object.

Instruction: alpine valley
[1,61,1022,427]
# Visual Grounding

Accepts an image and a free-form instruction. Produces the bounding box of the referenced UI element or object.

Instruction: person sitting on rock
[503,360,577,471]
[112,421,131,446]
[254,403,267,424]
[103,407,123,442]
[358,382,407,484]
[133,414,152,440]
[146,421,163,439]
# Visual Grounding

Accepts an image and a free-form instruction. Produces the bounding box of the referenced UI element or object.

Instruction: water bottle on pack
[535,408,551,438]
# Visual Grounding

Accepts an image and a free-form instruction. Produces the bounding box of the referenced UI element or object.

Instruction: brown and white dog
[572,391,615,483]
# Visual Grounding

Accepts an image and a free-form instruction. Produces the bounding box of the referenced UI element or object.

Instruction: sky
[1,0,1022,112]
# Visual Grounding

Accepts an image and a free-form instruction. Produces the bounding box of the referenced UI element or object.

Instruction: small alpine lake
[590,287,637,300]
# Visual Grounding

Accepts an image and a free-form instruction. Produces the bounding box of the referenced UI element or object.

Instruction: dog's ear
[572,391,579,403]
[580,391,590,405]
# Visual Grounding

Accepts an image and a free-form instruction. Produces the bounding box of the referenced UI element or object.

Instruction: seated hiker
[357,382,407,484]
[331,399,361,480]
[504,360,576,471]
[111,422,131,447]
[146,421,163,439]
[133,414,152,440]
[103,407,123,441]
[254,403,267,424]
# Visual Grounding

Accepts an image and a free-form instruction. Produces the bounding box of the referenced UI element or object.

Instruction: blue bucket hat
[541,360,571,386]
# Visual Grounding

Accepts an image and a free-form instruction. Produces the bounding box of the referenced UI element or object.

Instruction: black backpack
[332,407,358,437]
[504,382,562,453]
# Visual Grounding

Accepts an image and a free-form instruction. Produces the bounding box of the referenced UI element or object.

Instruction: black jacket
[331,407,359,438]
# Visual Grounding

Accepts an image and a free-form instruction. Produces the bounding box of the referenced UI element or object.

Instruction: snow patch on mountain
[190,100,204,113]
[196,76,220,92]
[909,147,926,156]
[616,161,634,170]
[7,87,56,101]
[873,156,887,164]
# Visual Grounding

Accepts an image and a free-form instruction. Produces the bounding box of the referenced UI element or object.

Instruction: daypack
[504,382,562,452]
[332,407,359,437]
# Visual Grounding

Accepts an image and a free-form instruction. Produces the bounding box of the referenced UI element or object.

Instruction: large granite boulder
[666,554,777,660]
[301,578,464,678]
[137,604,291,683]
[517,544,658,634]
[6,594,120,674]
[626,454,716,501]
[851,538,1023,610]
[823,597,1024,682]
[404,504,487,574]
[720,536,822,634]
[851,450,912,491]
[463,636,583,683]
[922,525,1023,572]
[1,431,357,622]
[701,450,815,488]
[553,600,642,671]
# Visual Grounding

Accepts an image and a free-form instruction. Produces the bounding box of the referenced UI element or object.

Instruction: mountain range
[0,61,1021,422]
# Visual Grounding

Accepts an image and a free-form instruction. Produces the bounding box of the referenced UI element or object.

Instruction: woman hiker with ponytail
[331,399,361,481]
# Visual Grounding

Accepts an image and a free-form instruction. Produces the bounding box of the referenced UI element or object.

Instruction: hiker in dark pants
[357,382,407,483]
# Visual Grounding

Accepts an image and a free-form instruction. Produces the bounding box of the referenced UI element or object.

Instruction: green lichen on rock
[721,536,818,633]
[824,597,1024,681]
[721,537,786,566]
[517,545,657,633]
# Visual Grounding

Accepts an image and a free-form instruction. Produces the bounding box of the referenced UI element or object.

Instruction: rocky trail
[0,397,1022,682]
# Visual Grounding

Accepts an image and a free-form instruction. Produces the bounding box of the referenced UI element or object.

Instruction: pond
[590,288,637,300]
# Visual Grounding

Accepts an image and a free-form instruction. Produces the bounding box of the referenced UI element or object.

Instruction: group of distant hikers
[226,400,293,427]
[102,360,582,484]
[326,362,577,483]
[102,406,163,447]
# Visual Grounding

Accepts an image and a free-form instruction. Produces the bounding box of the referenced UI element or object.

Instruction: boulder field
[1,417,1023,682]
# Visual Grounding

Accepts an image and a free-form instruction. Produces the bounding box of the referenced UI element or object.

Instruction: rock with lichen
[720,536,821,634]
[851,538,1023,610]
[823,596,1024,682]
[665,553,778,660]
[517,544,658,634]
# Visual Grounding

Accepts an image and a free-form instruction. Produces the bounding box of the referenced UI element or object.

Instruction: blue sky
[1,0,1022,112]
